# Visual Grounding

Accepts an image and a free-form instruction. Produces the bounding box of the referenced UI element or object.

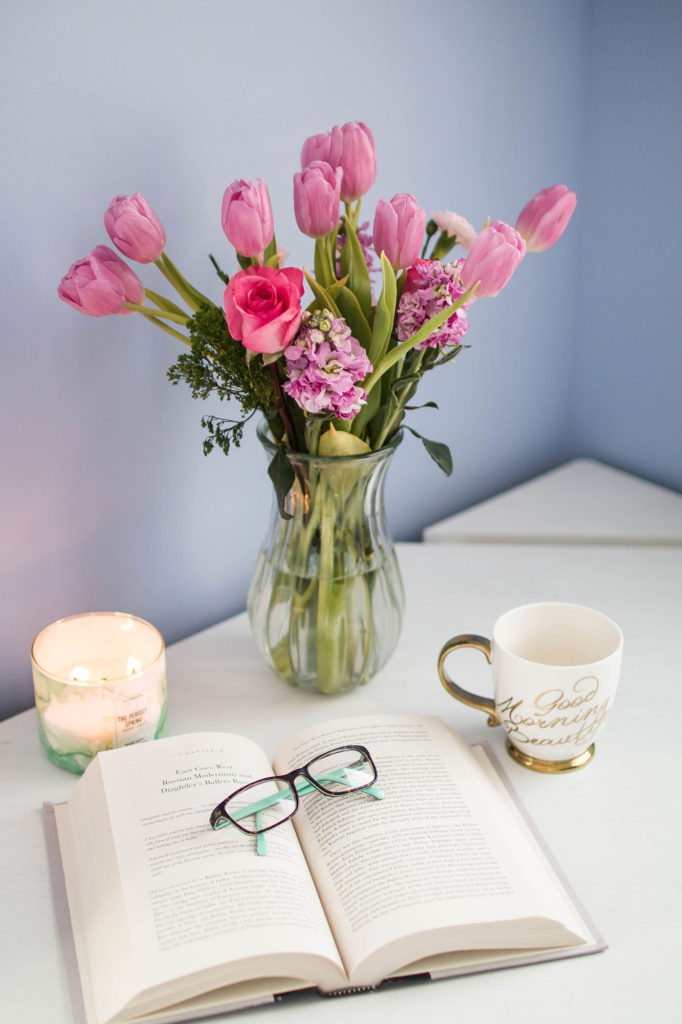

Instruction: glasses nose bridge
[285,766,314,788]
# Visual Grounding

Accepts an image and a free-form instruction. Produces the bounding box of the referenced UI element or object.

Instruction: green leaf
[303,269,342,318]
[335,286,372,349]
[145,289,188,317]
[390,373,420,401]
[405,400,439,410]
[313,236,337,287]
[160,253,212,308]
[349,381,381,438]
[368,253,397,367]
[262,235,278,265]
[267,447,295,519]
[340,215,372,318]
[404,425,453,476]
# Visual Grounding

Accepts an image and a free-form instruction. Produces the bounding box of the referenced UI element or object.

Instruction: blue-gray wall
[1,1,679,718]
[568,0,682,488]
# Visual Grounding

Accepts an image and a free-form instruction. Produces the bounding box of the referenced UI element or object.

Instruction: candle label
[113,683,159,746]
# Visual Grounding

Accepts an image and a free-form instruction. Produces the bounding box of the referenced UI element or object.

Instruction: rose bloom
[223,265,304,354]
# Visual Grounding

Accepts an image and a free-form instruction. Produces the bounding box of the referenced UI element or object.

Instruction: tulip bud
[372,193,426,271]
[221,178,274,259]
[301,121,377,203]
[104,193,166,263]
[515,184,577,252]
[58,249,131,316]
[293,161,342,238]
[300,131,333,168]
[91,245,145,306]
[460,220,526,298]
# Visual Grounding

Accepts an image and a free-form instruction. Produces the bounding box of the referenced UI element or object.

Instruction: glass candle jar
[31,612,167,774]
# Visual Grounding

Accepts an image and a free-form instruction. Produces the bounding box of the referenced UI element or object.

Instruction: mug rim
[493,601,623,669]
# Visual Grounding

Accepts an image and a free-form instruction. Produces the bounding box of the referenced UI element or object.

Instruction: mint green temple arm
[213,767,385,856]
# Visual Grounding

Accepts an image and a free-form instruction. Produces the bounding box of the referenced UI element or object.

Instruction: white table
[2,542,681,1024]
[423,458,682,545]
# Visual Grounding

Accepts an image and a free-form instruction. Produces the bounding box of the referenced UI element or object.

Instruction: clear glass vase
[248,422,405,694]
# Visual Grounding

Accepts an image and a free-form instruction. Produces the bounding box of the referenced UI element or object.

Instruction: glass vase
[248,422,405,694]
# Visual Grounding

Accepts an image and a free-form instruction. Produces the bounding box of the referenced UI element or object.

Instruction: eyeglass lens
[221,747,376,834]
[226,779,297,834]
[306,747,376,793]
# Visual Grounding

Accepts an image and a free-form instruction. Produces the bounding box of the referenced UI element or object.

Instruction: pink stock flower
[430,210,477,252]
[58,247,144,316]
[224,265,304,354]
[515,184,577,252]
[372,193,426,271]
[396,259,471,349]
[460,220,526,298]
[301,121,377,203]
[104,193,166,263]
[293,161,342,238]
[283,309,372,420]
[221,178,274,259]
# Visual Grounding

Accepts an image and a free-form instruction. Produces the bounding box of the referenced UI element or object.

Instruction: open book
[44,715,604,1024]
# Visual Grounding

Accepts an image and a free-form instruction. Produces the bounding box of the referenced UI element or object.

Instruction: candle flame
[126,656,142,676]
[69,665,91,683]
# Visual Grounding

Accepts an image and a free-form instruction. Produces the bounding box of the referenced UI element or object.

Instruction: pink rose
[516,184,577,252]
[460,220,526,297]
[224,265,304,354]
[104,193,166,263]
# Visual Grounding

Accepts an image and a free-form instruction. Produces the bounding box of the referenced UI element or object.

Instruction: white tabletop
[423,458,682,545]
[2,542,681,1024]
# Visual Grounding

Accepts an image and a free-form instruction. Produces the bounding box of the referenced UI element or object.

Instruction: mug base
[505,738,596,773]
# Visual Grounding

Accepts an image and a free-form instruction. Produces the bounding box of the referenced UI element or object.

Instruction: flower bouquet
[59,120,576,693]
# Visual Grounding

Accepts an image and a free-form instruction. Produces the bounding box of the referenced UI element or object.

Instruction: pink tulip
[515,184,577,252]
[300,132,332,168]
[372,193,426,270]
[104,193,166,263]
[293,161,342,238]
[301,121,377,203]
[221,178,274,259]
[460,220,526,298]
[58,248,143,316]
[91,245,145,306]
[224,265,304,354]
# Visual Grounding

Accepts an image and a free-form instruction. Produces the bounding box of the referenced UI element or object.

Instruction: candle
[31,612,167,774]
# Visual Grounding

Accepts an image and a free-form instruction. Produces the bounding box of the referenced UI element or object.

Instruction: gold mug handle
[437,634,501,727]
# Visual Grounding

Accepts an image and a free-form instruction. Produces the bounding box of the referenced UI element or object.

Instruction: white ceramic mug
[438,602,623,772]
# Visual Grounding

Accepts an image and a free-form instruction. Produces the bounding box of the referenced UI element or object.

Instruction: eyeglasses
[209,745,383,855]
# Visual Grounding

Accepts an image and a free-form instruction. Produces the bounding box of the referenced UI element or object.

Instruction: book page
[63,732,346,1024]
[273,715,591,988]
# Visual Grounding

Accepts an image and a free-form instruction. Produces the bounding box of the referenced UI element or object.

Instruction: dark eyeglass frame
[209,744,379,836]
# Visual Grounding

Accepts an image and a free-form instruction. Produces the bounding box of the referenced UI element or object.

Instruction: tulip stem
[154,253,212,312]
[125,303,189,325]
[125,304,191,344]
